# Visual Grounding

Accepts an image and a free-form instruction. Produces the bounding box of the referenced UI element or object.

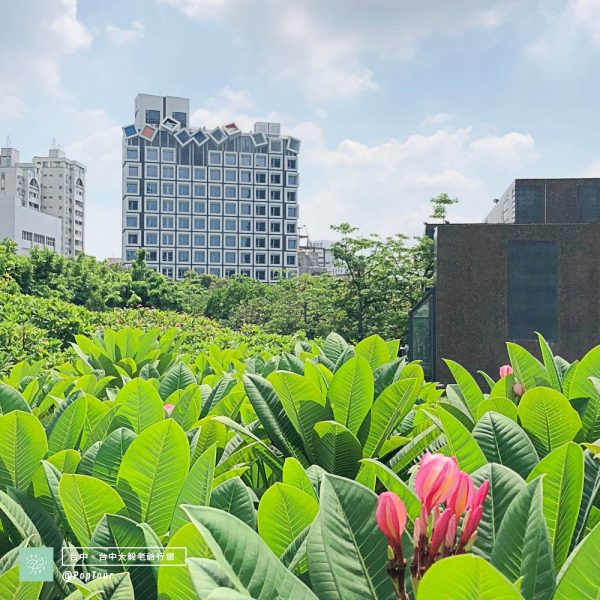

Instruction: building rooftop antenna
[5,135,11,148]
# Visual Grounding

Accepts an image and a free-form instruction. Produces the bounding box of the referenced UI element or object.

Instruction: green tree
[430,192,458,221]
[329,224,434,341]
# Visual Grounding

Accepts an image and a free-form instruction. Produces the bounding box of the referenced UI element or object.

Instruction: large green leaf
[386,424,440,475]
[157,523,211,600]
[518,387,581,457]
[476,397,518,422]
[527,442,584,569]
[536,332,561,392]
[90,514,159,599]
[312,421,362,478]
[554,522,600,600]
[0,410,47,490]
[187,559,236,599]
[471,463,527,561]
[171,443,217,532]
[116,419,189,536]
[282,457,318,501]
[444,359,484,419]
[1,486,41,545]
[0,383,30,414]
[64,571,134,599]
[257,482,318,556]
[183,505,318,600]
[427,406,487,473]
[268,371,329,461]
[322,332,348,364]
[243,374,308,466]
[113,378,164,433]
[354,335,390,371]
[0,565,42,600]
[326,355,373,435]
[159,362,196,400]
[363,377,420,458]
[7,487,63,557]
[506,342,548,390]
[418,555,522,600]
[571,448,600,551]
[170,385,203,432]
[491,478,555,600]
[58,474,126,547]
[306,474,394,600]
[472,412,539,478]
[91,427,136,486]
[568,345,600,440]
[210,477,256,529]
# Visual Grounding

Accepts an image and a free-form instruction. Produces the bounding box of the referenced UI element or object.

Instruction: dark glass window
[507,241,558,340]
[515,186,544,223]
[145,110,161,126]
[577,183,600,222]
[172,111,187,127]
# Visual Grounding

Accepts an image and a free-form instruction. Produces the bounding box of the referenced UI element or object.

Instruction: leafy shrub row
[0,328,598,598]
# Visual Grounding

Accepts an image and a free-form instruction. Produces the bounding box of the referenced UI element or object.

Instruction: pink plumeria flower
[376,492,407,552]
[499,364,513,378]
[163,403,175,416]
[414,453,460,512]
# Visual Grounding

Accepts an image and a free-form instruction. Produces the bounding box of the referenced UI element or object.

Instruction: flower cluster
[376,453,489,599]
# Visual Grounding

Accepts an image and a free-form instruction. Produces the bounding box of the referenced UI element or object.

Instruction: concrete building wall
[33,149,86,256]
[485,178,600,224]
[1,145,63,255]
[435,223,600,382]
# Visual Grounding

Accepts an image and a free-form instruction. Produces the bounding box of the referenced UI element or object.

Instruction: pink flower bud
[429,507,453,559]
[376,492,407,551]
[164,403,175,416]
[472,480,490,511]
[415,453,460,512]
[499,365,513,378]
[459,505,483,546]
[445,513,458,549]
[447,471,474,517]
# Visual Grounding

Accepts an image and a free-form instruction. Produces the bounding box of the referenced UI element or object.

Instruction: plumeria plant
[377,453,490,599]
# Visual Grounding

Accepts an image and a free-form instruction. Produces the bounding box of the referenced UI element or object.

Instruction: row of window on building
[126,248,297,265]
[155,265,293,281]
[126,198,298,218]
[125,180,298,198]
[21,230,56,247]
[125,145,292,164]
[126,232,298,250]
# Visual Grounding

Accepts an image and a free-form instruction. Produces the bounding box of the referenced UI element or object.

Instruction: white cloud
[297,128,537,239]
[106,20,145,47]
[189,89,537,241]
[422,112,452,127]
[162,0,516,100]
[526,0,600,62]
[0,0,91,117]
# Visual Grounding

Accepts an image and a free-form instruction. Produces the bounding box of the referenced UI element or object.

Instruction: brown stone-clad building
[409,178,600,382]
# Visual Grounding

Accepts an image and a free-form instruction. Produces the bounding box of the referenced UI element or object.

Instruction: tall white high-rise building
[121,94,301,281]
[0,145,61,254]
[33,148,86,256]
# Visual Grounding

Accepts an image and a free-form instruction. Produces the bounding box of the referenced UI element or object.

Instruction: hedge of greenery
[0,328,598,599]
[0,289,298,372]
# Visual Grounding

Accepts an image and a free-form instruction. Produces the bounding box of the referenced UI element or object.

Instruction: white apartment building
[0,146,61,255]
[121,94,301,281]
[33,148,86,256]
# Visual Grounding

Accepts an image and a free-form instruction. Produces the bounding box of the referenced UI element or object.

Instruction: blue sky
[2,0,600,258]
